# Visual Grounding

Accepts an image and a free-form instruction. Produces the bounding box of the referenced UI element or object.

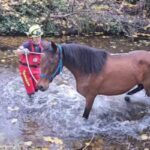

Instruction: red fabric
[19,40,43,66]
[19,54,41,66]
[19,40,43,95]
[19,65,40,95]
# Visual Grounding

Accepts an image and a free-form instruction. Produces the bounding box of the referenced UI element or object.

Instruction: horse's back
[111,50,150,67]
[92,50,150,95]
[130,50,150,65]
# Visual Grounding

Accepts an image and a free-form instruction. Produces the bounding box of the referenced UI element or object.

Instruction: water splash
[0,67,150,149]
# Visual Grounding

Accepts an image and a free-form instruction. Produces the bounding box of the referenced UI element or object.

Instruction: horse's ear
[51,41,57,53]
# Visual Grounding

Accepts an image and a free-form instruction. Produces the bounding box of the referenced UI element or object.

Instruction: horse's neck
[64,63,91,97]
[64,63,78,78]
[62,46,87,82]
[63,62,84,81]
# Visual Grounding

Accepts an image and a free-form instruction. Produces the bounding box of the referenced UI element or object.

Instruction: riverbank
[0,35,149,52]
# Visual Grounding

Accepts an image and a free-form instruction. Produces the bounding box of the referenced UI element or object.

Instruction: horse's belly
[99,84,135,95]
[96,56,141,95]
[97,73,137,95]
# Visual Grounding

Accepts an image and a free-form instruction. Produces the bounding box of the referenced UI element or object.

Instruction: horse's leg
[83,94,96,119]
[144,86,150,96]
[143,77,150,96]
[127,84,144,95]
[125,84,144,102]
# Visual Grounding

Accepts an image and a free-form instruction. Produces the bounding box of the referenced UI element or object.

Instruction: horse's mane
[61,43,108,74]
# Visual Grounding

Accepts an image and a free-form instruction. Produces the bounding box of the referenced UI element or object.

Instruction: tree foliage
[0,0,149,38]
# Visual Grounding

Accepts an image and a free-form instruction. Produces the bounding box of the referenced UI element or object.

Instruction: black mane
[61,43,108,74]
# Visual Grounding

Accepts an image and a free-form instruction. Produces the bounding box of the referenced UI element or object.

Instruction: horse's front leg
[83,95,96,119]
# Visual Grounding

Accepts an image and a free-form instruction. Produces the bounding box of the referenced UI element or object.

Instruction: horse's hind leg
[143,77,150,97]
[127,84,144,95]
[143,85,150,96]
[125,84,144,102]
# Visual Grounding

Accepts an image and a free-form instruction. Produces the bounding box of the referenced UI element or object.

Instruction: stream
[0,36,150,149]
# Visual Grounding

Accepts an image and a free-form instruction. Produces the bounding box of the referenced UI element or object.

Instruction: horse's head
[37,41,63,91]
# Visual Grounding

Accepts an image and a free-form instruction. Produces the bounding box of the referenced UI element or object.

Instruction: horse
[37,41,150,119]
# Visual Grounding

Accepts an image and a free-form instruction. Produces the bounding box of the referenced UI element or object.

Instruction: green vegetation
[0,0,149,38]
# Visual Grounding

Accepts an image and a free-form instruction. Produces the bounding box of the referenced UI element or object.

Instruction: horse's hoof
[125,96,130,102]
[82,115,88,120]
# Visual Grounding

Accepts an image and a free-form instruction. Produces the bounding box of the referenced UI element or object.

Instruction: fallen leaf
[85,142,90,146]
[43,136,63,144]
[62,31,66,35]
[53,137,63,145]
[43,136,53,142]
[24,141,32,146]
[141,134,148,140]
[41,148,49,150]
[110,45,116,49]
[1,59,5,63]
[144,24,150,30]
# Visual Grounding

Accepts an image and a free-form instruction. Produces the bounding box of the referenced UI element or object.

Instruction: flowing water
[0,36,150,149]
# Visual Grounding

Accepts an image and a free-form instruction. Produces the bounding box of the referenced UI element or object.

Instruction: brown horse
[37,42,150,119]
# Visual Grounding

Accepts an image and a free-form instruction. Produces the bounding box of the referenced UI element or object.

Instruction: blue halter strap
[40,44,63,81]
